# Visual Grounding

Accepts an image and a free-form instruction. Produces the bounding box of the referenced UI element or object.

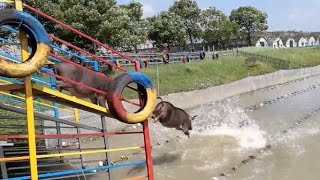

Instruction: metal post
[143,121,154,180]
[15,1,38,179]
[101,116,112,179]
[0,146,7,179]
[76,126,85,168]
[93,61,99,72]
[0,141,13,179]
[135,60,154,179]
[49,75,63,162]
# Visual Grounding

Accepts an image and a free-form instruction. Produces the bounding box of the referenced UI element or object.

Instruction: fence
[237,50,291,70]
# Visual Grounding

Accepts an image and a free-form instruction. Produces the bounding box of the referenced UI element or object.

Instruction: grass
[240,46,320,69]
[0,108,44,145]
[1,47,319,136]
[137,56,277,96]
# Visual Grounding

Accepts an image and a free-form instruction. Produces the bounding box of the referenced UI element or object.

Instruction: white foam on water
[191,102,267,149]
[201,125,267,149]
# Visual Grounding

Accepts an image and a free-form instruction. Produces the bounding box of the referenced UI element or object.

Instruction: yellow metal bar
[0,146,142,162]
[32,84,108,113]
[0,79,12,84]
[0,0,14,3]
[14,0,38,179]
[0,91,73,113]
[74,108,79,123]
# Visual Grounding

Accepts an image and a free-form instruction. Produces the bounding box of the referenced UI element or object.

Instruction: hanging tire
[0,9,50,78]
[143,59,148,68]
[106,72,157,124]
[182,56,186,63]
[186,55,191,63]
[139,59,148,69]
[200,52,205,60]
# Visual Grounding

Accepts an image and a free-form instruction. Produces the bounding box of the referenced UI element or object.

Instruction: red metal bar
[135,61,141,72]
[49,34,127,72]
[50,53,113,81]
[143,121,154,180]
[49,54,142,107]
[120,98,141,107]
[0,131,144,140]
[135,61,154,180]
[44,71,108,96]
[23,3,136,63]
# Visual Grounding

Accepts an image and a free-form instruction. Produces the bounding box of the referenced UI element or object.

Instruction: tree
[201,7,239,49]
[147,11,186,52]
[24,0,136,51]
[169,0,201,50]
[230,6,268,46]
[119,2,148,52]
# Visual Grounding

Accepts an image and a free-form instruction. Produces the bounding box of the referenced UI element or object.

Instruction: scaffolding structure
[0,1,155,179]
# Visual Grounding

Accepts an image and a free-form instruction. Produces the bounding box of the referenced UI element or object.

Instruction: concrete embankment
[161,65,320,109]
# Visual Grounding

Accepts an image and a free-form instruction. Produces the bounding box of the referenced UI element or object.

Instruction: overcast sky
[117,0,320,32]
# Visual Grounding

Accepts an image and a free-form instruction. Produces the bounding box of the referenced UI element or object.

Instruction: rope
[66,159,86,180]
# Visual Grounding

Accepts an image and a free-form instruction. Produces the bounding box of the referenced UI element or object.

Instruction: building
[308,36,316,46]
[267,37,284,48]
[298,37,308,47]
[255,37,268,47]
[281,35,297,48]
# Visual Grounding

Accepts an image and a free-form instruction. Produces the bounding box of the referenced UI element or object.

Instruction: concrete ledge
[161,65,320,109]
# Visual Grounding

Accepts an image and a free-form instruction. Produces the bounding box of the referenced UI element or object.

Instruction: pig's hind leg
[181,122,191,138]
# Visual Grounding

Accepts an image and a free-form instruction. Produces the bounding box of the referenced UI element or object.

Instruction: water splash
[190,102,267,149]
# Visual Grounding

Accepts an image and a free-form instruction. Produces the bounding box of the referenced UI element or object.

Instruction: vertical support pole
[49,75,63,162]
[15,1,38,179]
[135,60,154,180]
[93,61,99,72]
[0,146,8,179]
[101,116,112,180]
[134,61,141,72]
[143,121,154,180]
[74,108,79,123]
[76,126,85,168]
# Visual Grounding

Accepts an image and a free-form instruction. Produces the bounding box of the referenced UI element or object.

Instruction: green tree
[119,2,148,52]
[230,6,268,46]
[169,0,201,50]
[201,7,239,49]
[24,0,137,51]
[147,11,186,52]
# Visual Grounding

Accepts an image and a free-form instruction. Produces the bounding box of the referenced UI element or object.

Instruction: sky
[117,0,320,32]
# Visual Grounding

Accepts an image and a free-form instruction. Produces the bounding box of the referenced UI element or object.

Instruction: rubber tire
[143,60,148,68]
[182,56,186,63]
[106,72,157,124]
[186,56,191,63]
[139,60,145,69]
[0,9,50,78]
